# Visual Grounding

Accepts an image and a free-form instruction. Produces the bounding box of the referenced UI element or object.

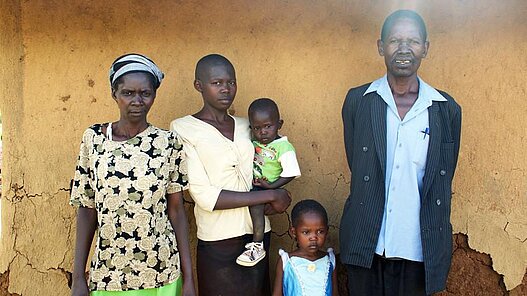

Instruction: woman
[70,54,195,296]
[171,54,291,296]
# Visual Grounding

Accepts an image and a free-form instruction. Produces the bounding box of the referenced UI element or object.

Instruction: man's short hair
[381,10,428,42]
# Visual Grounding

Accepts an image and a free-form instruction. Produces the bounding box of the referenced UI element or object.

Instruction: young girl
[273,199,338,296]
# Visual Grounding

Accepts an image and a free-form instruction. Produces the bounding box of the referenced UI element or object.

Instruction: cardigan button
[440,170,446,176]
[436,199,441,206]
[363,176,370,182]
[362,146,368,152]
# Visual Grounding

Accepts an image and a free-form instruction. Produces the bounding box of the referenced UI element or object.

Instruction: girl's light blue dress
[279,248,335,296]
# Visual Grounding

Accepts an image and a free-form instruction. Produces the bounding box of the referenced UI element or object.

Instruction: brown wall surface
[0,0,526,295]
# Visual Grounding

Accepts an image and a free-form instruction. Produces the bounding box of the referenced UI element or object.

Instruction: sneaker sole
[236,254,266,267]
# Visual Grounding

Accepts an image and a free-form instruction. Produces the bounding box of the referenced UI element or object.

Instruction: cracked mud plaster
[0,271,21,296]
[1,186,75,295]
[437,233,527,296]
[333,233,527,295]
[7,252,71,295]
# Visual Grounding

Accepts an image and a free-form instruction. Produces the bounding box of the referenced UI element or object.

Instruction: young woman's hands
[268,188,291,213]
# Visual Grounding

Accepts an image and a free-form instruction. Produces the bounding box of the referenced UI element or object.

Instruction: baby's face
[249,109,282,144]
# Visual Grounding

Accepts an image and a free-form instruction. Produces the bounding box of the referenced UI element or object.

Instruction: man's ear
[111,88,117,100]
[278,119,284,129]
[377,39,384,56]
[194,80,203,92]
[422,41,430,58]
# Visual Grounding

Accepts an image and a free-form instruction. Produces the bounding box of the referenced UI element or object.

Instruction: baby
[236,98,301,267]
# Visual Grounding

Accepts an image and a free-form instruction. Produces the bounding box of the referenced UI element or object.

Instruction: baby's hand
[253,178,273,189]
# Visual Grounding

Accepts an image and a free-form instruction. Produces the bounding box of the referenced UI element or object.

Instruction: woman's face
[112,72,156,123]
[195,64,237,112]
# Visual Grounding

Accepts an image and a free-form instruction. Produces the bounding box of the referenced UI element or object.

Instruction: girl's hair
[291,199,328,227]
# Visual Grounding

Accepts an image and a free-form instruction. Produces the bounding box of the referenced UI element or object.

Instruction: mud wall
[0,0,525,295]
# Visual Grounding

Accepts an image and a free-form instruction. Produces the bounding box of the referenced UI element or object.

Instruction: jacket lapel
[370,94,387,179]
[421,102,441,201]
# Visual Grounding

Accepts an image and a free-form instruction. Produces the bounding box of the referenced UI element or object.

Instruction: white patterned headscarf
[109,53,164,89]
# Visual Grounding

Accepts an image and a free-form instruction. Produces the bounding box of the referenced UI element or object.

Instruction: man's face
[378,17,429,79]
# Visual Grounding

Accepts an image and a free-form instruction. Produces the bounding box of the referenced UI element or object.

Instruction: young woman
[171,54,291,296]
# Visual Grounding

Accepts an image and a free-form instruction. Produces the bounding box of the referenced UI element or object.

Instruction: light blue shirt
[364,75,447,262]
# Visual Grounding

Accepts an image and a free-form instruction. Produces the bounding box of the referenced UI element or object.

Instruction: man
[339,10,462,295]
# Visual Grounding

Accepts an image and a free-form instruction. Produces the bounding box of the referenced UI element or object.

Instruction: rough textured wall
[0,0,525,295]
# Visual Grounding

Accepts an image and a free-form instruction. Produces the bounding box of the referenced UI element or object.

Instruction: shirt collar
[253,136,288,146]
[363,75,447,103]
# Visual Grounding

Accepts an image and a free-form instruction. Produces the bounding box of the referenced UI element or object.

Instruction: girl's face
[195,64,237,112]
[290,211,328,254]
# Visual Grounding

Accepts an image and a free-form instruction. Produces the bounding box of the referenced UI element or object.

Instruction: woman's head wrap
[109,53,164,89]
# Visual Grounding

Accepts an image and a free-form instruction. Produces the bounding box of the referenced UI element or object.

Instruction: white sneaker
[236,242,266,267]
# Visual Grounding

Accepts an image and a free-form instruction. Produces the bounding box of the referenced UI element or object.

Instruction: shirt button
[395,165,400,169]
[398,143,402,148]
[436,199,441,206]
[363,176,370,182]
[362,146,368,152]
[440,170,446,176]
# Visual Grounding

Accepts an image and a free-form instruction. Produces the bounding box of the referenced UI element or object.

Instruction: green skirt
[90,277,182,296]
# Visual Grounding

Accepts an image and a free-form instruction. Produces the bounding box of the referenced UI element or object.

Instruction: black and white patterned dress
[70,124,188,292]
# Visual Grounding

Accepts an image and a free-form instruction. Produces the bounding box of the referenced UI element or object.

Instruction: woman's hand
[70,277,89,296]
[182,281,196,296]
[71,207,97,296]
[268,188,292,213]
[264,204,278,215]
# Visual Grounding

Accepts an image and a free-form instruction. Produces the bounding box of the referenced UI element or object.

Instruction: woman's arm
[167,191,196,296]
[71,207,97,296]
[173,122,292,214]
[214,188,291,213]
[272,257,284,296]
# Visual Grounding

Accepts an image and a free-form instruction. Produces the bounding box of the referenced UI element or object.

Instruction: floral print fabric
[70,124,188,291]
